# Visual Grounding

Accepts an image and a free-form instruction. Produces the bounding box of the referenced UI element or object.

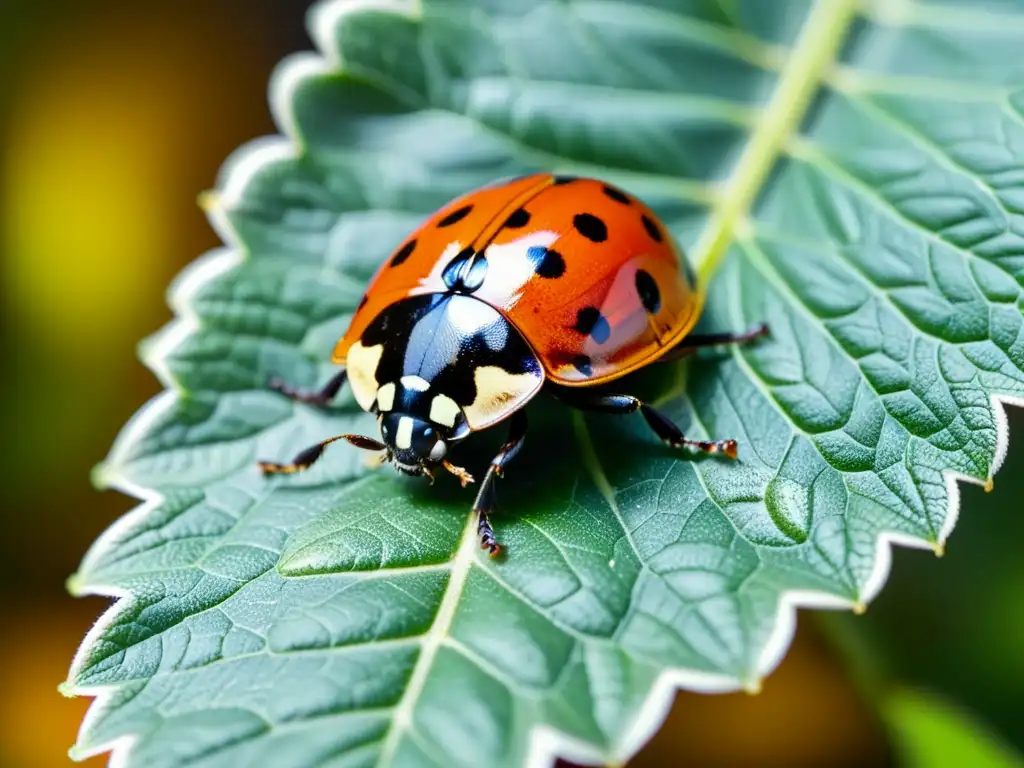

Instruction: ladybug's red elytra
[259,174,767,554]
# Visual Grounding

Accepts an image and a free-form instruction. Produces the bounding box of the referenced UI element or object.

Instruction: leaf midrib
[374,512,480,766]
[690,0,860,285]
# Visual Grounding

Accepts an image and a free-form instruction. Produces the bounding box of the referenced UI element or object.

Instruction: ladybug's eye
[423,427,433,437]
[428,440,447,462]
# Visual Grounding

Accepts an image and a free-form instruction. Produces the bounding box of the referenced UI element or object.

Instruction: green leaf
[66,1,1024,766]
[883,689,1024,768]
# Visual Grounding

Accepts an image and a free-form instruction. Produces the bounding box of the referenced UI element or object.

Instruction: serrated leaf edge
[63,0,1024,766]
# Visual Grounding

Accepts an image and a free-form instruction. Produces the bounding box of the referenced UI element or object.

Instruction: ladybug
[259,174,766,554]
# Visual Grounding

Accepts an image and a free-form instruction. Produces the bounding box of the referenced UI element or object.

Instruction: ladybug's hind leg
[269,369,348,406]
[551,388,738,460]
[658,323,768,364]
[472,410,528,556]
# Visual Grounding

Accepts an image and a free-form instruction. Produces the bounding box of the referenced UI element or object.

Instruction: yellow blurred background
[0,2,313,765]
[0,3,1020,767]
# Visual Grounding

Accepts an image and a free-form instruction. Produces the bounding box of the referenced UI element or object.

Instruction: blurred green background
[0,2,1019,766]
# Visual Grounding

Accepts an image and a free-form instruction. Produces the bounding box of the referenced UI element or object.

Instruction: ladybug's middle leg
[269,369,348,406]
[471,410,528,556]
[552,388,738,460]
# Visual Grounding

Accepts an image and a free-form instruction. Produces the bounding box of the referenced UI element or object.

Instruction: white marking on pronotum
[447,293,503,340]
[395,416,414,450]
[429,394,460,428]
[463,365,542,429]
[344,340,384,411]
[400,375,430,392]
[376,382,396,411]
[68,1,1024,767]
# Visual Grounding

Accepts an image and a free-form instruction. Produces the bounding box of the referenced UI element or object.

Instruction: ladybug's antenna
[341,434,387,451]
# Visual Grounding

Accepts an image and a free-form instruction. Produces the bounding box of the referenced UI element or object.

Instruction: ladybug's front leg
[472,410,528,556]
[269,369,348,407]
[551,388,738,460]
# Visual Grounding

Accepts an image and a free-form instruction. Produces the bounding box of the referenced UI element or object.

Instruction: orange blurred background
[0,3,1020,766]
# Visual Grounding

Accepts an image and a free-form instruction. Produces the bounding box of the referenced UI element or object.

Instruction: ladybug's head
[378,411,448,476]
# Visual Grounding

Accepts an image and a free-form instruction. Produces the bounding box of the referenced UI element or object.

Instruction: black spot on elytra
[572,307,610,344]
[527,246,565,278]
[574,213,608,243]
[390,239,417,267]
[437,205,473,227]
[504,208,531,228]
[357,295,368,311]
[641,214,663,243]
[571,355,593,377]
[602,185,631,204]
[552,175,578,185]
[635,269,661,314]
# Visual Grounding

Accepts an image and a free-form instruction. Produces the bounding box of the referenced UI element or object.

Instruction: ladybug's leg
[552,389,738,459]
[471,410,528,556]
[659,323,768,363]
[443,461,475,487]
[258,433,385,475]
[269,369,348,406]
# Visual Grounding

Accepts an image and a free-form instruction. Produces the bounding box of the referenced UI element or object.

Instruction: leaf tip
[58,680,77,699]
[197,189,221,213]
[852,600,868,615]
[89,461,113,490]
[68,744,92,763]
[984,476,995,493]
[743,678,763,695]
[932,541,946,558]
[66,572,85,596]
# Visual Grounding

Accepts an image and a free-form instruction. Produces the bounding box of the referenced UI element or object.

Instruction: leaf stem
[689,0,860,285]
